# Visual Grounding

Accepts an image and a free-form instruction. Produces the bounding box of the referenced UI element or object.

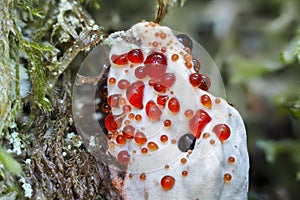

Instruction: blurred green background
[90,0,300,199]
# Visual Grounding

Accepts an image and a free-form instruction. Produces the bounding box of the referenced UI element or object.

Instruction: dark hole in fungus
[178,133,196,152]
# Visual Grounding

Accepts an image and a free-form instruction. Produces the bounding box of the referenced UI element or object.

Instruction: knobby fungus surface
[73,21,249,200]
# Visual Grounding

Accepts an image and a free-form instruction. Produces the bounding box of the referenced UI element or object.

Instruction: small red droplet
[108,94,121,108]
[134,66,147,79]
[126,81,145,109]
[168,97,180,113]
[109,77,116,86]
[189,73,202,87]
[184,109,194,119]
[135,114,142,122]
[182,171,188,177]
[141,148,148,154]
[228,156,235,164]
[111,54,128,65]
[157,95,169,108]
[146,101,162,121]
[148,142,159,151]
[153,83,167,93]
[140,173,146,181]
[198,74,211,91]
[161,73,176,88]
[163,119,172,128]
[189,109,211,138]
[213,124,231,142]
[161,175,175,191]
[117,150,130,165]
[224,173,232,183]
[181,158,187,164]
[127,49,144,63]
[122,125,135,139]
[160,135,168,143]
[116,135,126,145]
[134,131,147,146]
[201,94,212,109]
[144,52,167,80]
[117,79,130,90]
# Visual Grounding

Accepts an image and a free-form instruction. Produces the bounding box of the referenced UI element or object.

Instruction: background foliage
[0,0,299,199]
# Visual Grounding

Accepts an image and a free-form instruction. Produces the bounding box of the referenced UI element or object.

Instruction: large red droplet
[168,97,180,113]
[161,73,176,88]
[108,94,121,108]
[126,81,145,109]
[111,53,128,65]
[117,150,130,165]
[157,95,169,108]
[213,124,231,142]
[189,109,211,138]
[127,49,144,63]
[160,175,175,191]
[144,52,167,80]
[122,125,135,139]
[145,100,162,121]
[153,83,167,93]
[117,79,130,90]
[134,131,147,145]
[105,114,123,132]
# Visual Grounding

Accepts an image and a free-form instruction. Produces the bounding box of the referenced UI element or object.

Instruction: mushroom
[104,21,249,200]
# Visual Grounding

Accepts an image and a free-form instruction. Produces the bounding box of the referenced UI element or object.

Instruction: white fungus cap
[105,21,249,200]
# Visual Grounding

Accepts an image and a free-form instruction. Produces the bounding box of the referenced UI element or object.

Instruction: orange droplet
[215,98,221,104]
[148,142,159,151]
[210,139,215,145]
[171,139,176,144]
[184,109,194,119]
[202,133,210,139]
[182,171,188,177]
[185,61,192,69]
[163,119,172,128]
[160,135,168,143]
[180,158,187,164]
[129,173,133,179]
[135,114,142,122]
[128,113,135,120]
[140,173,146,181]
[109,77,116,86]
[228,156,235,164]
[165,164,169,169]
[160,32,167,39]
[141,148,148,154]
[168,97,180,113]
[224,173,232,183]
[171,54,179,62]
[161,175,175,191]
[201,94,212,109]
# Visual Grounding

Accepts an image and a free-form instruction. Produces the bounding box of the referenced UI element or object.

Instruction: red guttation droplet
[168,97,180,113]
[126,81,145,109]
[134,66,147,79]
[189,73,202,87]
[198,74,211,91]
[144,52,167,80]
[148,142,159,151]
[117,79,130,90]
[122,125,135,139]
[134,131,147,145]
[153,83,167,93]
[145,100,162,121]
[200,94,212,109]
[127,49,144,63]
[117,150,130,165]
[189,109,212,138]
[157,95,169,108]
[161,73,176,88]
[161,175,175,191]
[105,113,123,132]
[108,94,121,108]
[116,135,126,145]
[111,53,128,65]
[213,124,231,142]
